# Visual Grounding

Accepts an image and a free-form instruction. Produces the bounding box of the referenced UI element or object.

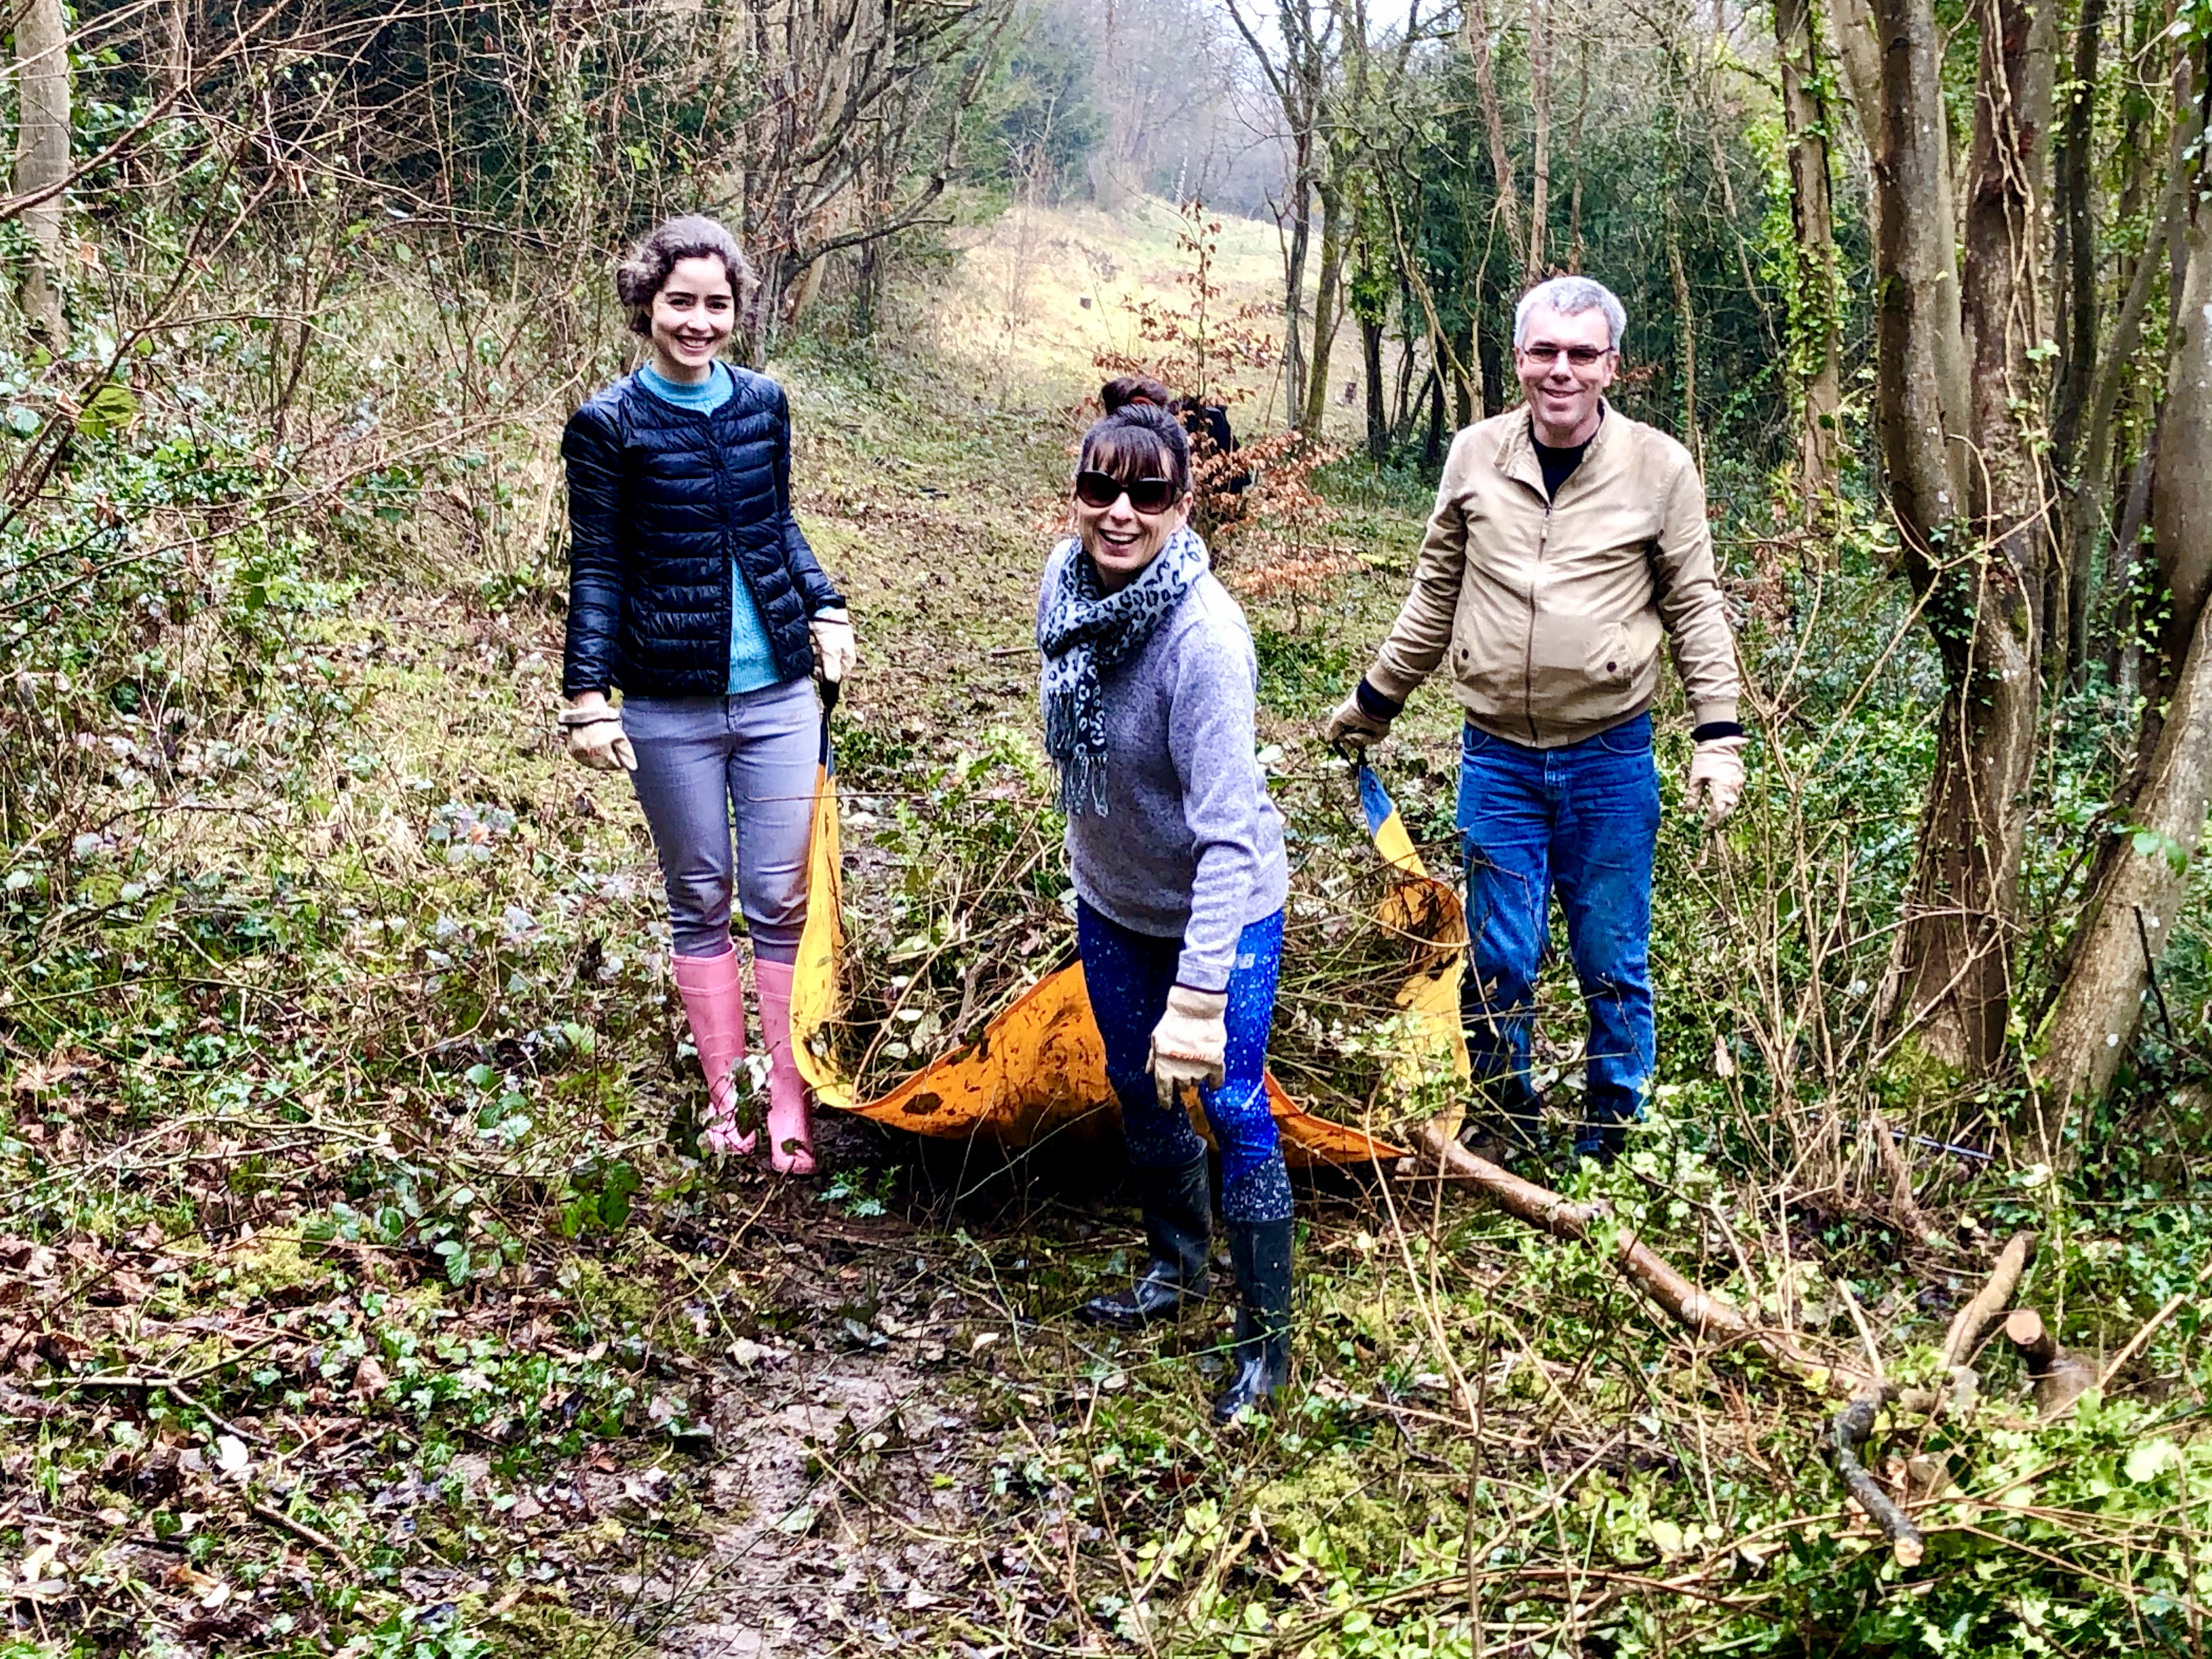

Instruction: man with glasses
[1323,275,1743,1166]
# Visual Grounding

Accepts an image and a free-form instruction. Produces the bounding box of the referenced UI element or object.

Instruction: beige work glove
[1686,735,1747,827]
[1322,684,1393,749]
[1148,985,1228,1107]
[810,607,856,685]
[561,703,636,772]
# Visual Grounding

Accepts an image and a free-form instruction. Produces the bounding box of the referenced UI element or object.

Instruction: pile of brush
[817,751,1458,1125]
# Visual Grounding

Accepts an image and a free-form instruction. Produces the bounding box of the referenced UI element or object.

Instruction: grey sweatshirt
[1038,543,1290,991]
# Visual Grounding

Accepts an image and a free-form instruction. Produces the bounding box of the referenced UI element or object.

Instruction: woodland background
[0,0,2209,1651]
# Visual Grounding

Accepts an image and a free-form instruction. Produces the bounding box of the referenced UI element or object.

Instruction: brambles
[817,737,1071,1100]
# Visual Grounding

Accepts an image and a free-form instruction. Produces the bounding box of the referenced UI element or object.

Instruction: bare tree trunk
[2040,199,2212,1130]
[1567,38,1589,272]
[2046,0,2108,676]
[1828,0,1887,269]
[2049,0,2106,485]
[1828,0,1884,155]
[1226,0,1330,424]
[1362,300,1387,461]
[1867,0,1968,541]
[13,0,71,347]
[1777,0,1843,515]
[160,0,194,101]
[1462,0,1526,276]
[1525,0,1551,281]
[1664,202,1700,460]
[2058,150,2185,680]
[1879,0,2052,1078]
[1391,299,1419,439]
[1282,182,1313,419]
[1301,178,1351,436]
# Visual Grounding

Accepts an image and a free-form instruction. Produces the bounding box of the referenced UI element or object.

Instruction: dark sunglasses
[1521,343,1610,368]
[1074,470,1177,514]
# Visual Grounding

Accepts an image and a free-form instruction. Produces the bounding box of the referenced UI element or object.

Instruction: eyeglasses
[1074,470,1177,514]
[1520,343,1611,368]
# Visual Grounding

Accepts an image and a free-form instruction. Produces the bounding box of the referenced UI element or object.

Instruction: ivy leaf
[2128,826,2190,872]
[75,382,139,440]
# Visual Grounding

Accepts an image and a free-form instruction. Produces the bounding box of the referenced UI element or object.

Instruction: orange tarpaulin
[791,706,1458,1165]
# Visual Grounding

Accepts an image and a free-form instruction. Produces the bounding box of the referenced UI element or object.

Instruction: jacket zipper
[1524,494,1550,746]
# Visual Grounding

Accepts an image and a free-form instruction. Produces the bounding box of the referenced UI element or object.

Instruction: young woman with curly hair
[560,215,856,1175]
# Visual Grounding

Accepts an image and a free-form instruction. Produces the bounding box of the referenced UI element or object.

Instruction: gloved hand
[1686,735,1748,827]
[810,607,856,685]
[1148,985,1228,1107]
[1323,684,1393,749]
[561,702,636,772]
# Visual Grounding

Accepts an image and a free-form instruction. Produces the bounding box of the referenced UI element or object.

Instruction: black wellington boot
[1082,1154,1212,1328]
[1211,1216,1293,1424]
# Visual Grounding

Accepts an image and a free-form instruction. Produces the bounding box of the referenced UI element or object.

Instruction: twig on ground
[1836,1278,1886,1387]
[34,1329,286,1392]
[249,1499,360,1573]
[1825,1392,1926,1566]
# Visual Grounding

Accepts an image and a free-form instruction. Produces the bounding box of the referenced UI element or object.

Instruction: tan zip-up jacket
[1362,402,1739,749]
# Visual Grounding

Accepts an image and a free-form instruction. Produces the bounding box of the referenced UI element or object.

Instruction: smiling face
[647,256,736,383]
[1072,471,1189,592]
[1513,303,1617,448]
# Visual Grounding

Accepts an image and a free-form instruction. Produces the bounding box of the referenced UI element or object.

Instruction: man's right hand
[1323,683,1394,749]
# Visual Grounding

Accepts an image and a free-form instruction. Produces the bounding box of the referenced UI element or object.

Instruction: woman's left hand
[1148,986,1228,1107]
[810,607,857,684]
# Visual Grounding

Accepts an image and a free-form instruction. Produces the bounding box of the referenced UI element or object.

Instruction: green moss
[1256,1444,1432,1575]
[238,1234,340,1296]
[567,1255,682,1341]
[1878,1031,1965,1111]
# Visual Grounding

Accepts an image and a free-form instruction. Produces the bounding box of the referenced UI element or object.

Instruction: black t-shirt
[1533,433,1592,500]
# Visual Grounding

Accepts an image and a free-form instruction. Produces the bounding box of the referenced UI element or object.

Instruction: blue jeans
[1076,901,1290,1222]
[1458,713,1659,1156]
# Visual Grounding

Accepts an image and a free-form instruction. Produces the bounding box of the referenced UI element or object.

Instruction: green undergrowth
[2,275,2209,1658]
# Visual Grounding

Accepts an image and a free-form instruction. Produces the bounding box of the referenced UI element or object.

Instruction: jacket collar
[1494,398,1616,499]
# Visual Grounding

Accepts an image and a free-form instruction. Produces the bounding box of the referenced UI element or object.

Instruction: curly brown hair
[614,215,758,338]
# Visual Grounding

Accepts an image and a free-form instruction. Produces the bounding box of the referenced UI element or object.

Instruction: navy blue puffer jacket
[561,367,845,697]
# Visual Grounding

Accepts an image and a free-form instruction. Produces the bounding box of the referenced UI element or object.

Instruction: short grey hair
[1513,276,1626,353]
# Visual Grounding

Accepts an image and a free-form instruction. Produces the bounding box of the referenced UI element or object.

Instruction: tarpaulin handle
[817,676,839,768]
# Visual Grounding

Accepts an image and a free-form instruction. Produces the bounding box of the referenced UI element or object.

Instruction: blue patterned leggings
[1076,900,1291,1222]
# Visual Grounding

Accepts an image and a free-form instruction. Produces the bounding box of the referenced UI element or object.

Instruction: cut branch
[1938,1231,2036,1369]
[1406,1121,1869,1393]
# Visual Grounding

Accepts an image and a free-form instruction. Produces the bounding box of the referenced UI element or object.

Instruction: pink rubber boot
[671,951,754,1156]
[751,958,815,1176]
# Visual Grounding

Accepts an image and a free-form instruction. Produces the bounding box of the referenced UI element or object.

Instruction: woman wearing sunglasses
[1038,403,1293,1424]
[560,214,856,1176]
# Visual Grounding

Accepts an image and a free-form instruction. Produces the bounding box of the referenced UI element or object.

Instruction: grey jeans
[624,676,819,962]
